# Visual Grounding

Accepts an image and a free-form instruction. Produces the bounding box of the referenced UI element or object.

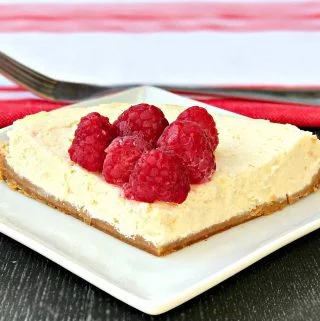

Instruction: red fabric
[1,96,319,129]
[197,98,320,127]
[0,99,67,128]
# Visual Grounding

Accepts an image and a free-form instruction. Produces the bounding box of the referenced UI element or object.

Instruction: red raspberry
[177,106,219,150]
[124,149,190,204]
[114,104,169,145]
[68,112,115,172]
[102,136,151,186]
[157,120,216,184]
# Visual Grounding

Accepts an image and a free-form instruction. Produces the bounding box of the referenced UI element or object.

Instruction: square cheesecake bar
[1,103,320,256]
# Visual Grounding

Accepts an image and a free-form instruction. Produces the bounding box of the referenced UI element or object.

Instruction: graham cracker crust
[1,141,320,256]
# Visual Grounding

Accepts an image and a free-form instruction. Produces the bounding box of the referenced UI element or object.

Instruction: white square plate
[1,86,320,315]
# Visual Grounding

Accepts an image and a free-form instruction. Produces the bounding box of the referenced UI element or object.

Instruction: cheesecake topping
[114,103,169,145]
[124,149,190,204]
[69,105,219,203]
[176,106,219,150]
[68,112,116,172]
[102,135,151,186]
[157,120,216,184]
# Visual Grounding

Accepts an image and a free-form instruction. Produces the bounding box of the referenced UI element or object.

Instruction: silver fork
[1,50,320,105]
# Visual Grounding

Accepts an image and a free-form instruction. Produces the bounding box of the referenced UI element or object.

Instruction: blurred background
[1,0,320,128]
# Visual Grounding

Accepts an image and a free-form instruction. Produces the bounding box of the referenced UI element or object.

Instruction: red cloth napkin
[196,98,320,128]
[1,93,320,129]
[0,99,67,128]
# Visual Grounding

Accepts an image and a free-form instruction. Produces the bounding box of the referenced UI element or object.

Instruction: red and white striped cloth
[1,0,320,128]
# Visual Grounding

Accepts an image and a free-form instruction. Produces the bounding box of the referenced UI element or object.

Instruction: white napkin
[1,0,320,88]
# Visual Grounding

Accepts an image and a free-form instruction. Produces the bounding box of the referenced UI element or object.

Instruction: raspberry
[124,149,190,204]
[177,106,219,150]
[114,104,169,145]
[68,112,115,172]
[157,120,216,184]
[102,136,151,186]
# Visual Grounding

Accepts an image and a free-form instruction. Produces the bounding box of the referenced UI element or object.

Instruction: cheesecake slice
[1,103,320,256]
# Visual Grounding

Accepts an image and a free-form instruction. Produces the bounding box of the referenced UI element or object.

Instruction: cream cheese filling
[5,104,320,247]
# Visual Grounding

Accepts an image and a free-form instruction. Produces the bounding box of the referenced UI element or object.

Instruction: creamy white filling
[6,104,320,247]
